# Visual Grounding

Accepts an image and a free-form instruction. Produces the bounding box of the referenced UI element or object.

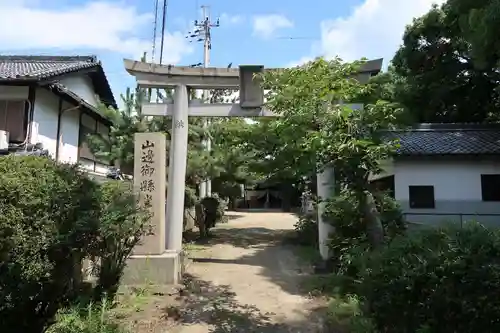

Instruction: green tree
[87,66,214,208]
[210,118,264,206]
[444,0,500,70]
[260,58,404,247]
[392,2,500,123]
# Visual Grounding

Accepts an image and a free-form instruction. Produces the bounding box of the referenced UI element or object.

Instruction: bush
[324,188,405,278]
[210,193,228,224]
[293,213,318,246]
[0,156,101,332]
[359,222,500,333]
[90,181,150,302]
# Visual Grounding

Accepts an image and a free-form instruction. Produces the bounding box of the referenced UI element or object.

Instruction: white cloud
[220,13,244,25]
[252,14,293,39]
[288,0,445,67]
[0,1,193,64]
[286,56,314,68]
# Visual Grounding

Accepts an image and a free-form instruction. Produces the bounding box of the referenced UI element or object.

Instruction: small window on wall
[481,174,500,202]
[409,185,435,209]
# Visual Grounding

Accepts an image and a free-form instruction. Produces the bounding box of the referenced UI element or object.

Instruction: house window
[0,100,27,142]
[78,113,110,172]
[409,185,435,209]
[481,174,500,202]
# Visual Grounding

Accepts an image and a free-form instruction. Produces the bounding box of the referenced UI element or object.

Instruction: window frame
[408,185,435,209]
[481,174,500,202]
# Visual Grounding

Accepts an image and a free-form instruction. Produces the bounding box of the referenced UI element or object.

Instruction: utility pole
[191,5,219,198]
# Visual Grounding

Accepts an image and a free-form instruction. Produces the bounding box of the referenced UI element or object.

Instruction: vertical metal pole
[202,5,212,197]
[165,84,189,252]
[317,165,335,260]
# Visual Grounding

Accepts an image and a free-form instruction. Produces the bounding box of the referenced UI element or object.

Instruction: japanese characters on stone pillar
[133,132,166,255]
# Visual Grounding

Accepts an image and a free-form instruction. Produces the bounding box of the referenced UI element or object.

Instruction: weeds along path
[171,210,326,333]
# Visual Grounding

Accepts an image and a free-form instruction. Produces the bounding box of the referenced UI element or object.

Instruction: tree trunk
[361,190,385,249]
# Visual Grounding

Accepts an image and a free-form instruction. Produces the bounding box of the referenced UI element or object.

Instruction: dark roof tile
[0,55,97,80]
[385,123,500,156]
[0,55,117,109]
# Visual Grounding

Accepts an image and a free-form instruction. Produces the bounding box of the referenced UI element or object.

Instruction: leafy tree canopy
[392,1,500,123]
[256,57,404,247]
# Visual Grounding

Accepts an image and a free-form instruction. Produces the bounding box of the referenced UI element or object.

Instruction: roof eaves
[46,83,113,125]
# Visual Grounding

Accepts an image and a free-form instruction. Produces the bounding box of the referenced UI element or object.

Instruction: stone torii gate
[122,59,278,284]
[121,58,382,284]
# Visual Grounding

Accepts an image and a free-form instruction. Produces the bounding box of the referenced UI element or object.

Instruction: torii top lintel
[123,58,272,89]
[123,58,383,89]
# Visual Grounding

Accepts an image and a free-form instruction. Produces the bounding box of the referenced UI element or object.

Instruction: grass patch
[183,242,208,253]
[112,285,155,316]
[47,298,124,333]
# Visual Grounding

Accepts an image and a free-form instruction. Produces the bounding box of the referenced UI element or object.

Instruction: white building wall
[394,159,500,227]
[2,76,110,177]
[31,89,81,164]
[395,160,500,201]
[31,88,59,159]
[59,75,99,107]
[59,100,80,164]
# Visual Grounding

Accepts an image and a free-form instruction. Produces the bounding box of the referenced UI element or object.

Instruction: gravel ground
[170,210,326,333]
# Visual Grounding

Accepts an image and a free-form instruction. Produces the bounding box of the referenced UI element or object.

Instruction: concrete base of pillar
[121,250,187,285]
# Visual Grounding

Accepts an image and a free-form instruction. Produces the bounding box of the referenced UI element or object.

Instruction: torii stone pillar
[166,84,189,252]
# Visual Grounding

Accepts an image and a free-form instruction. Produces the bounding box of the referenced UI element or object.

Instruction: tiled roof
[385,123,500,156]
[0,55,117,109]
[0,55,98,80]
[359,58,383,74]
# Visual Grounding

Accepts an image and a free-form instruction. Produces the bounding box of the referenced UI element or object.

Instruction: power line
[275,36,315,40]
[159,0,169,65]
[151,0,159,62]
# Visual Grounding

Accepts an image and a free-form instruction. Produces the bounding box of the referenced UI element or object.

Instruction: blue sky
[0,0,444,107]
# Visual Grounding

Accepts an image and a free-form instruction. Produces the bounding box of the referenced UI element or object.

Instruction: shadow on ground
[169,274,325,333]
[191,226,315,297]
[226,214,245,221]
[195,227,294,248]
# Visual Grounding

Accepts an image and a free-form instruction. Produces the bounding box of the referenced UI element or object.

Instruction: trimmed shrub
[0,156,100,332]
[90,181,150,302]
[210,193,228,224]
[359,222,500,333]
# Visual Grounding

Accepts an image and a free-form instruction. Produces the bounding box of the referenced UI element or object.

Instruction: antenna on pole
[186,4,220,68]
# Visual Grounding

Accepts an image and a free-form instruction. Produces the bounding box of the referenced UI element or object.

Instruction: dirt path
[171,210,325,333]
